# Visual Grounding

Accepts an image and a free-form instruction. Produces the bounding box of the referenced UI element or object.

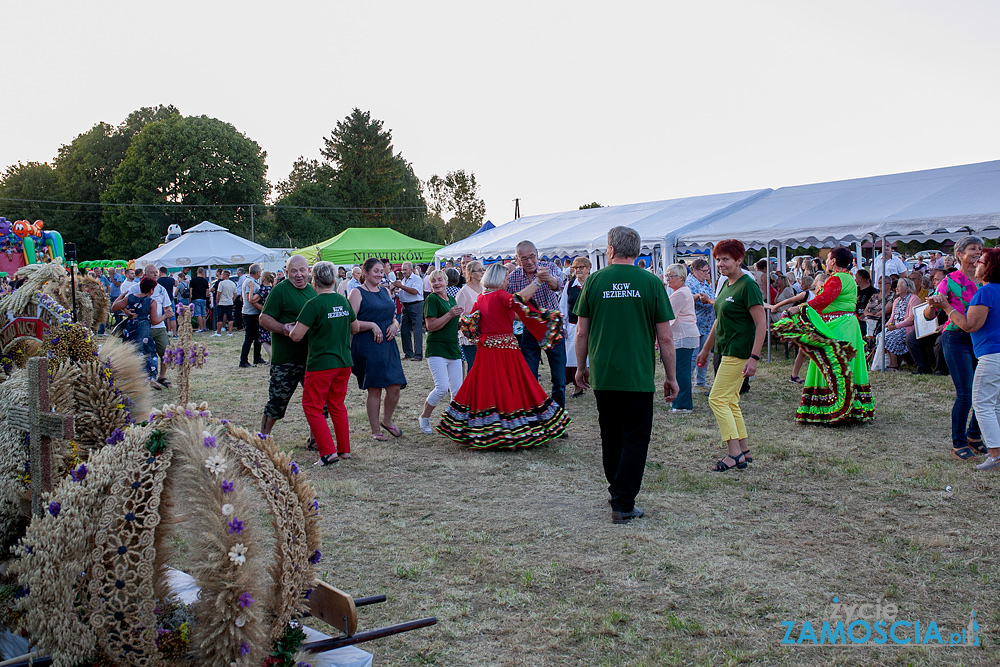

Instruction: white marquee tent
[434,189,772,267]
[675,160,1000,251]
[134,221,280,269]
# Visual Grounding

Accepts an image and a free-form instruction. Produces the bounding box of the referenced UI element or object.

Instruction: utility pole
[250,204,255,242]
[513,198,520,219]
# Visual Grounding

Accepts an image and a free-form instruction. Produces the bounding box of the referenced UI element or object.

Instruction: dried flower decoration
[205,455,227,476]
[47,501,60,517]
[71,463,88,482]
[228,543,247,565]
[221,479,235,493]
[222,503,235,516]
[238,592,254,608]
[227,517,245,534]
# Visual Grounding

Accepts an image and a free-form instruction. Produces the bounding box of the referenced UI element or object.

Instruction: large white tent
[675,160,1000,251]
[434,189,772,267]
[134,221,279,269]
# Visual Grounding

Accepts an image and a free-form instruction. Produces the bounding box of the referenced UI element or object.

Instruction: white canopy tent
[675,160,1000,251]
[134,221,280,269]
[434,189,772,272]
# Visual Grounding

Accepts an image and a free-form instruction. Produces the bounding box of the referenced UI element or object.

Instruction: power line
[0,197,425,211]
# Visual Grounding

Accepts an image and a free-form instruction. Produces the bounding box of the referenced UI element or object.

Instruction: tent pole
[880,236,886,373]
[765,242,771,363]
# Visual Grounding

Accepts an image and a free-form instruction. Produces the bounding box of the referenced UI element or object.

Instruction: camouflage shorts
[265,363,306,420]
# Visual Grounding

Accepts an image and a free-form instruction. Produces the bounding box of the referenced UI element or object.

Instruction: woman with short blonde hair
[457,260,485,371]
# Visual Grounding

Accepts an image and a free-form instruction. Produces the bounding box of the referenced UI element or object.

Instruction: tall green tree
[0,162,61,224]
[54,105,180,258]
[320,109,430,240]
[270,157,350,248]
[425,170,486,243]
[99,114,269,258]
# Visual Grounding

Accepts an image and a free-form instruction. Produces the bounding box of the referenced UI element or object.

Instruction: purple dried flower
[256,432,267,440]
[227,517,245,534]
[47,502,60,517]
[185,409,194,417]
[105,428,125,445]
[71,463,87,482]
[15,585,28,598]
[203,434,217,448]
[304,588,313,600]
[238,592,254,607]
[311,500,319,511]
[289,461,300,475]
[221,479,235,493]
[239,642,250,656]
[309,550,321,564]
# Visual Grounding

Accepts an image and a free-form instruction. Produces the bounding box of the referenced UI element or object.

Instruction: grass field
[176,334,998,666]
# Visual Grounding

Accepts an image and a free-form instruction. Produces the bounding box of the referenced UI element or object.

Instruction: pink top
[891,294,920,335]
[668,285,699,342]
[935,272,978,332]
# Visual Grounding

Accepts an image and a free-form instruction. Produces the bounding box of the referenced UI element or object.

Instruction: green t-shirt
[713,274,764,359]
[261,279,318,365]
[424,293,460,360]
[573,264,673,392]
[296,292,357,372]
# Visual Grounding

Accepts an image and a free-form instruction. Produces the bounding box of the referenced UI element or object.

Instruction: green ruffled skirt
[773,310,875,424]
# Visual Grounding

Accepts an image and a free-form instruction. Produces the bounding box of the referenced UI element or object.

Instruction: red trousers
[302,367,352,457]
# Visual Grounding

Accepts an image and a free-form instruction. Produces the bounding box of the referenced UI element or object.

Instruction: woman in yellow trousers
[695,239,767,471]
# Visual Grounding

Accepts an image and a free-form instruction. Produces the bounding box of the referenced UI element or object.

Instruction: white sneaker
[418,417,433,434]
[671,408,692,413]
[227,333,234,337]
[975,456,1000,471]
[211,333,222,337]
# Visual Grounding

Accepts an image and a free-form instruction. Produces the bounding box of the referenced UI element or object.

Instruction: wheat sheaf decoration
[11,402,321,667]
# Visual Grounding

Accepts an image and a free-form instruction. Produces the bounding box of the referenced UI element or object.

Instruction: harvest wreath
[11,403,320,667]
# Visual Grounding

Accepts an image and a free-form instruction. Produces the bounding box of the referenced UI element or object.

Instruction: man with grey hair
[239,263,266,368]
[507,240,567,406]
[394,261,425,361]
[574,226,678,524]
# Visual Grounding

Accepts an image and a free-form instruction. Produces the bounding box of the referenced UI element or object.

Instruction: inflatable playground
[0,217,66,276]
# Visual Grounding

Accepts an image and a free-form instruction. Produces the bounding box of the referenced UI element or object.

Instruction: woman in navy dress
[349,257,407,441]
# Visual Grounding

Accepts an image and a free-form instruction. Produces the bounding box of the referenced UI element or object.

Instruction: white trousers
[426,356,463,406]
[973,352,1000,450]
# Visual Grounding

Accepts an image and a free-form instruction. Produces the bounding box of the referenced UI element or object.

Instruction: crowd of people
[41,230,999,522]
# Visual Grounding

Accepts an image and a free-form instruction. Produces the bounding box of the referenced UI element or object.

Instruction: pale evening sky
[3,0,999,227]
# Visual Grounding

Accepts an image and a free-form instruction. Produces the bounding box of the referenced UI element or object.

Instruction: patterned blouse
[686,273,715,335]
[935,272,978,333]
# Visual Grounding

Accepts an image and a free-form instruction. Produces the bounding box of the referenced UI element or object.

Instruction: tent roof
[134,221,278,269]
[294,227,442,265]
[676,160,1000,249]
[435,189,772,259]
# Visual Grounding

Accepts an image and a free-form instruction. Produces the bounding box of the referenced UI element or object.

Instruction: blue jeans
[520,336,566,407]
[193,299,207,318]
[693,333,710,385]
[673,347,694,410]
[941,329,981,449]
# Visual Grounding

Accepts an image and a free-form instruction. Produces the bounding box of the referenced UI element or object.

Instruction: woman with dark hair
[348,257,407,441]
[775,246,874,424]
[925,236,986,460]
[934,248,1000,469]
[696,239,766,471]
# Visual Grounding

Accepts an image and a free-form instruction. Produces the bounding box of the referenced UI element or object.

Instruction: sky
[3,0,1000,227]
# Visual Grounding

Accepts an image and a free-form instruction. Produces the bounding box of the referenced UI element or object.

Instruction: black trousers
[594,390,654,512]
[240,313,262,364]
[906,329,947,374]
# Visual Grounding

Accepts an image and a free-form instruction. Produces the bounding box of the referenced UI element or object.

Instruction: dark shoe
[158,379,172,388]
[253,358,268,366]
[412,356,423,362]
[711,451,747,472]
[239,361,252,368]
[968,439,988,455]
[305,436,318,451]
[911,368,931,375]
[612,506,645,524]
[951,446,977,461]
[741,448,753,464]
[314,453,339,466]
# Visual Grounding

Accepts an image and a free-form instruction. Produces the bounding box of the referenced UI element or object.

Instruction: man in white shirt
[872,246,909,282]
[239,263,265,367]
[112,264,173,388]
[394,261,425,360]
[214,270,238,336]
[119,268,137,295]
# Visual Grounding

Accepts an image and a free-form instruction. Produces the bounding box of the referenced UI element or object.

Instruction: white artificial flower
[202,430,213,439]
[228,543,247,565]
[235,616,246,627]
[205,455,227,476]
[222,503,234,516]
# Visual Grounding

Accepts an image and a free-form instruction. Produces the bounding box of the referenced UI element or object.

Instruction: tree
[424,170,486,244]
[54,106,180,258]
[0,162,61,224]
[269,157,350,248]
[320,109,430,241]
[99,114,269,258]
[579,202,603,210]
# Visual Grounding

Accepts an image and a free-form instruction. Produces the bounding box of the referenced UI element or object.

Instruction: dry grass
[173,334,999,666]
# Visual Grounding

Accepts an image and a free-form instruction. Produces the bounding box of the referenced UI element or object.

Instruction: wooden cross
[8,356,75,517]
[166,304,206,405]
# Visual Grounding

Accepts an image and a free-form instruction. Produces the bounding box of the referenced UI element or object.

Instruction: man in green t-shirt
[574,226,678,525]
[259,254,318,435]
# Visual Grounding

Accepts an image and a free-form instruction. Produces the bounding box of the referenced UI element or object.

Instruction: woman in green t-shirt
[696,239,766,472]
[418,269,465,434]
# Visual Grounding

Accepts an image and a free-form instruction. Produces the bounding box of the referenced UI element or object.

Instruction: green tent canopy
[294,228,443,265]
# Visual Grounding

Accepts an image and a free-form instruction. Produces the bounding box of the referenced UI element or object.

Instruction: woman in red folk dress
[437,262,570,449]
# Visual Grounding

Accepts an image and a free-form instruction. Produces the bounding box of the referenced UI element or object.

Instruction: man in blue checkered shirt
[507,240,567,407]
